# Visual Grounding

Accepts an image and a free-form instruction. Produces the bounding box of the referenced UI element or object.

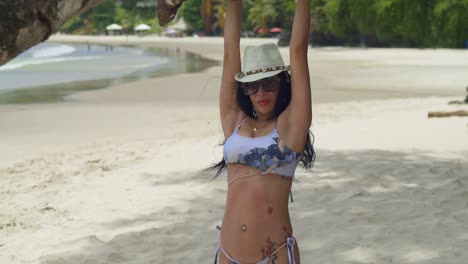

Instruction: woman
[206,0,315,263]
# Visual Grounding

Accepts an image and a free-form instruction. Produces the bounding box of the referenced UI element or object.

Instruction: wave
[0,56,101,71]
[31,44,76,58]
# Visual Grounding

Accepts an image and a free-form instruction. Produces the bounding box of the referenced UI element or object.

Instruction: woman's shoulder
[223,111,248,140]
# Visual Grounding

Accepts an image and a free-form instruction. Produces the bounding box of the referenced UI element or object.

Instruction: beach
[1,35,468,264]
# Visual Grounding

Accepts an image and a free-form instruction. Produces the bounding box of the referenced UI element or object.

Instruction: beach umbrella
[269,27,283,33]
[106,24,123,30]
[135,23,151,31]
[257,28,266,33]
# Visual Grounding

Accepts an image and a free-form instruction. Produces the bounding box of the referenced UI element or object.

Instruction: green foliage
[373,0,401,44]
[85,0,116,33]
[59,0,468,48]
[61,16,84,33]
[276,0,295,29]
[247,0,277,31]
[311,0,330,33]
[321,0,468,48]
[213,1,227,35]
[60,0,157,34]
[433,0,468,48]
[325,0,354,39]
[349,0,376,36]
[381,0,437,47]
[180,0,203,31]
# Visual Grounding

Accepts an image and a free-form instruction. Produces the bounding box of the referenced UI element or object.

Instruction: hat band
[238,65,288,79]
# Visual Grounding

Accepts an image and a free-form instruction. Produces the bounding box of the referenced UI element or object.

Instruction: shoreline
[0,41,219,105]
[47,34,468,105]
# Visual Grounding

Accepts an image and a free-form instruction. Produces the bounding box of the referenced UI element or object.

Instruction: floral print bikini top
[223,116,303,179]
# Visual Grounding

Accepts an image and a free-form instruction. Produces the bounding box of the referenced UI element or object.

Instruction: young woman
[206,0,315,263]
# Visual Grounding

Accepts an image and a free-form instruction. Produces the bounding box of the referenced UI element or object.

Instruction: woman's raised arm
[219,0,243,139]
[286,0,312,150]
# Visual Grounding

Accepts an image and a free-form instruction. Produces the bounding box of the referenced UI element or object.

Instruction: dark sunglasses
[240,76,280,95]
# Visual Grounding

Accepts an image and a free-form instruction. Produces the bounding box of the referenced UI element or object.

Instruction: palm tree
[213,0,226,34]
[247,0,277,34]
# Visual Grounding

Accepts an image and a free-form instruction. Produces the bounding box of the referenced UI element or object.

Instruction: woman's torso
[220,113,301,262]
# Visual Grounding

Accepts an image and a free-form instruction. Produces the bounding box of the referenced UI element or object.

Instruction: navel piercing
[242,224,247,232]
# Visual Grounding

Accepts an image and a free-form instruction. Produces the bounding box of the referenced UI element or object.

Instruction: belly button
[242,224,247,232]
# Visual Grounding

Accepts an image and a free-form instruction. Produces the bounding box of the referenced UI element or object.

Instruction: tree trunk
[201,0,212,36]
[0,0,106,66]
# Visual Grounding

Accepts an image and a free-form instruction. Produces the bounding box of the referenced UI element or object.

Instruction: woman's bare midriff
[219,163,296,263]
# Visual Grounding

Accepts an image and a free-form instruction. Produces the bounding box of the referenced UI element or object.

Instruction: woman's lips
[257,100,270,106]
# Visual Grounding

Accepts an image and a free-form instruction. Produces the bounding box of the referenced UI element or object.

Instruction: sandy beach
[1,35,468,264]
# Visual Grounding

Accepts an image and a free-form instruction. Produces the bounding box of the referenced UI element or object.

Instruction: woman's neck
[255,112,275,122]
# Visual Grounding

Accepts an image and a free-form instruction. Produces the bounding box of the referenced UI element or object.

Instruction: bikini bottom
[213,225,297,264]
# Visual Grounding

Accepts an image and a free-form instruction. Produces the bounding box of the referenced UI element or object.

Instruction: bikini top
[223,116,303,179]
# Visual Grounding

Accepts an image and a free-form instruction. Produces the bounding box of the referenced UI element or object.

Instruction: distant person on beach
[205,0,315,263]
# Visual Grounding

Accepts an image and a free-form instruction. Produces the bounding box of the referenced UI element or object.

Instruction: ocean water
[0,42,217,104]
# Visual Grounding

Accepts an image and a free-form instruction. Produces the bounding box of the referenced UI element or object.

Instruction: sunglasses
[240,76,280,95]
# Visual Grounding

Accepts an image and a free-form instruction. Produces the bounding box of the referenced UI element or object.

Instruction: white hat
[234,43,290,83]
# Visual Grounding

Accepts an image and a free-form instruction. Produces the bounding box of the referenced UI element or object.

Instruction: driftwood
[157,0,186,26]
[0,0,108,66]
[448,100,468,105]
[428,110,468,118]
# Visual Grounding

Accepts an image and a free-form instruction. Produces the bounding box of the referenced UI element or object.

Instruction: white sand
[0,35,467,264]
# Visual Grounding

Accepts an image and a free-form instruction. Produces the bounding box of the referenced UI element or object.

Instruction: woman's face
[241,75,281,116]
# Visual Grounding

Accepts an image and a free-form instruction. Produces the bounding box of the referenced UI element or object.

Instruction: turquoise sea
[0,42,217,104]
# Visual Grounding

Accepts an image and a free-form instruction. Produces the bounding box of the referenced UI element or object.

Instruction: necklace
[253,124,260,137]
[252,118,274,137]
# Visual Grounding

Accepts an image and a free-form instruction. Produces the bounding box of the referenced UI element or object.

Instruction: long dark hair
[203,71,316,181]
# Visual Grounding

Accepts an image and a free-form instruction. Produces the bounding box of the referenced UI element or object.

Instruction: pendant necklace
[252,118,273,137]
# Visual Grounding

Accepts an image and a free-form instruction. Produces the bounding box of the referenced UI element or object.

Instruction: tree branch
[157,0,186,26]
[0,0,188,66]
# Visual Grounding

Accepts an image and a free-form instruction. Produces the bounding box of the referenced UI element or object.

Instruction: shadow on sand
[38,149,468,264]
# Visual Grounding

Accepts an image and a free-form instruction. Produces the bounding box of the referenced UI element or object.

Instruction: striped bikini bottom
[213,225,297,264]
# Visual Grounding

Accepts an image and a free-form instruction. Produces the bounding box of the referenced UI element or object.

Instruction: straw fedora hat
[234,43,290,83]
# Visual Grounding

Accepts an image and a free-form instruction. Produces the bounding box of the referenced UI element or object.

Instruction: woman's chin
[255,108,275,115]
